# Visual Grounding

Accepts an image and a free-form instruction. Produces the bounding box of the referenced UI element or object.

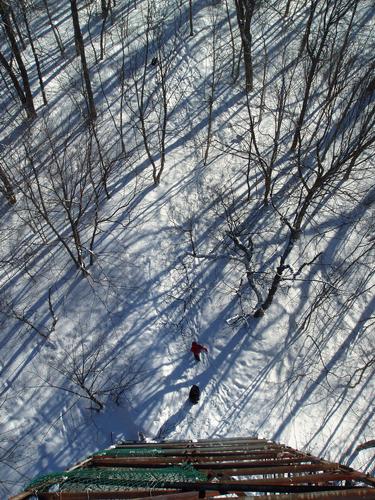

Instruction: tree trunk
[0,49,28,110]
[101,0,110,18]
[189,0,193,36]
[253,228,300,317]
[19,0,47,105]
[0,0,36,118]
[42,0,65,56]
[70,0,97,122]
[99,1,109,60]
[298,0,318,58]
[234,0,255,93]
[0,163,16,204]
[9,4,26,50]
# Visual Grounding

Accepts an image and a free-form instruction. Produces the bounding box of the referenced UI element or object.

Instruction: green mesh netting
[25,465,207,493]
[93,447,164,457]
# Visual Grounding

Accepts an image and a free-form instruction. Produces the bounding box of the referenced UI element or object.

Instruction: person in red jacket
[191,341,208,362]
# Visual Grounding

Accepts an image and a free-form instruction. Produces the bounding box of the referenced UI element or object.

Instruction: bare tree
[130,1,179,185]
[41,0,65,56]
[254,69,375,316]
[291,0,357,150]
[0,286,58,340]
[203,7,222,166]
[18,0,47,105]
[2,120,134,276]
[37,332,144,411]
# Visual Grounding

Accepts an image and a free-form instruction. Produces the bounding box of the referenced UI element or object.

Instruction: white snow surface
[0,0,374,496]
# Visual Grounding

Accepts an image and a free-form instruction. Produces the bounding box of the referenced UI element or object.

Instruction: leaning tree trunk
[70,0,97,122]
[234,0,255,93]
[0,0,36,118]
[0,49,29,111]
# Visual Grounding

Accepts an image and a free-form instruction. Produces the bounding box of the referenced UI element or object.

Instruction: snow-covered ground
[0,0,374,496]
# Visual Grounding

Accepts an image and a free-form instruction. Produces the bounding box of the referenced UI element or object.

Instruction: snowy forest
[0,0,374,495]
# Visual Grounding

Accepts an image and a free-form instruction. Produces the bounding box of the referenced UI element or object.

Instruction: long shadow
[156,400,194,440]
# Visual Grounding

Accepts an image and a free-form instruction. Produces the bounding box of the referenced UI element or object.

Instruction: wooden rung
[205,463,341,476]
[91,456,318,469]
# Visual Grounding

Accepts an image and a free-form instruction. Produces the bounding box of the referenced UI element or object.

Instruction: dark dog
[189,385,200,404]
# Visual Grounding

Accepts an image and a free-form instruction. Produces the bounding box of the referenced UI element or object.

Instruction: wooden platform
[11,437,375,499]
